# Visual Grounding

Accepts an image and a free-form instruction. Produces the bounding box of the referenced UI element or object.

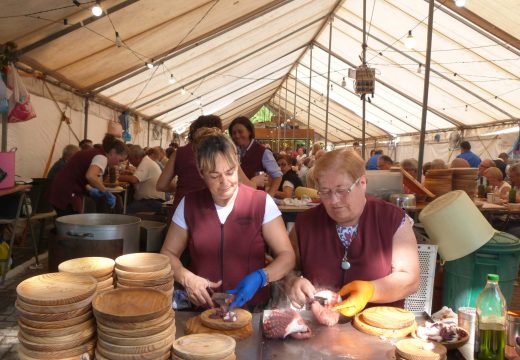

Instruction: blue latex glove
[89,187,104,198]
[227,269,266,310]
[103,191,116,209]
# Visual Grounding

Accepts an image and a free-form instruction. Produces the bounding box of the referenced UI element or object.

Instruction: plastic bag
[7,64,36,122]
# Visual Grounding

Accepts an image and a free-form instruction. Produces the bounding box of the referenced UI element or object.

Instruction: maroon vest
[296,197,406,308]
[172,144,206,213]
[184,184,268,306]
[240,141,266,179]
[48,148,104,210]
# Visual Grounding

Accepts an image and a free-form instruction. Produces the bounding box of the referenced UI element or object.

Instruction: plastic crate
[405,244,437,314]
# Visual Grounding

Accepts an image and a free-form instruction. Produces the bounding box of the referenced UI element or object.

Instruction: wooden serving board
[173,334,236,360]
[18,342,94,360]
[172,352,236,360]
[184,315,253,341]
[200,309,252,330]
[97,311,174,337]
[97,276,114,289]
[16,294,94,314]
[352,313,416,338]
[116,272,173,287]
[116,279,174,291]
[96,344,172,360]
[96,309,174,330]
[18,310,93,329]
[399,168,435,199]
[115,266,172,280]
[361,306,415,329]
[18,326,95,347]
[18,318,94,337]
[395,338,447,360]
[16,273,97,306]
[115,253,170,273]
[97,333,174,354]
[93,288,170,323]
[97,323,175,346]
[58,257,115,278]
[16,302,91,322]
[96,272,115,282]
[18,329,95,352]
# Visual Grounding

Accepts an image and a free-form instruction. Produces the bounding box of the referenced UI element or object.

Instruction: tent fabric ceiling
[2,0,519,143]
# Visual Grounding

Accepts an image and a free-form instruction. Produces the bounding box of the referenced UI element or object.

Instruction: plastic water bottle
[476,274,506,360]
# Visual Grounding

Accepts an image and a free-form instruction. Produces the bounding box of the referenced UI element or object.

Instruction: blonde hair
[193,128,238,173]
[430,159,447,170]
[484,167,503,181]
[313,149,365,186]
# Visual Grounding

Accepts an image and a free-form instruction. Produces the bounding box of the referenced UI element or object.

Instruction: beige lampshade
[419,190,495,261]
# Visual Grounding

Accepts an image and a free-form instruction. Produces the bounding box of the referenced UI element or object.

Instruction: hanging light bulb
[168,74,176,84]
[115,32,122,48]
[91,1,103,16]
[404,30,416,49]
[146,61,154,69]
[330,83,334,91]
[180,87,186,95]
[454,0,465,7]
[341,77,346,87]
[417,63,422,74]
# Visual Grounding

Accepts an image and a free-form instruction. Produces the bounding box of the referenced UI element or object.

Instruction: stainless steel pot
[56,214,141,254]
[388,193,416,209]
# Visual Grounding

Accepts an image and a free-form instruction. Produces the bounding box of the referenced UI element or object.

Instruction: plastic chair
[404,243,437,314]
[0,190,39,284]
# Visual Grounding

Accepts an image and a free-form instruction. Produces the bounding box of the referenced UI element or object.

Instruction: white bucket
[419,190,495,261]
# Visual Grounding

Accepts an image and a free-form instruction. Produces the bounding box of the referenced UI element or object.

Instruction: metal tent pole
[417,0,435,180]
[293,67,297,150]
[306,45,313,151]
[83,97,89,140]
[324,18,333,149]
[361,0,367,160]
[284,86,288,151]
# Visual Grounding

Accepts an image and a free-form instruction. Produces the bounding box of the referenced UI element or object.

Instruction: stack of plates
[424,169,453,196]
[172,334,236,360]
[16,273,97,359]
[352,306,417,338]
[451,168,478,198]
[114,253,174,300]
[59,257,115,293]
[93,288,175,360]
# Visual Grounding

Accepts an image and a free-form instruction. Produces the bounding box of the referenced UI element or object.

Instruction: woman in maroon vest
[161,129,295,310]
[229,116,282,198]
[48,134,127,217]
[285,149,419,317]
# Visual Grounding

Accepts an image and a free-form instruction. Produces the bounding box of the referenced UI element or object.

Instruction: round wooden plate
[17,273,97,306]
[411,327,469,350]
[16,294,94,314]
[200,308,252,330]
[184,315,252,341]
[58,257,115,278]
[18,318,94,337]
[97,311,174,337]
[115,253,170,273]
[361,307,416,329]
[97,276,114,289]
[18,328,95,351]
[96,308,174,330]
[395,338,447,360]
[172,334,236,360]
[116,279,174,291]
[18,341,95,359]
[352,313,416,338]
[115,266,172,280]
[116,272,173,287]
[98,323,175,346]
[18,310,93,329]
[96,343,172,360]
[97,333,174,354]
[96,272,115,282]
[18,349,94,360]
[93,288,170,323]
[171,352,236,360]
[16,302,91,322]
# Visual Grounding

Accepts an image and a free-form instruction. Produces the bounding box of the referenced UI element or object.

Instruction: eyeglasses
[318,178,361,200]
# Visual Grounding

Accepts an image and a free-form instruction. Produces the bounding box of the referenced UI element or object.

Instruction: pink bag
[0,148,16,190]
[7,64,36,123]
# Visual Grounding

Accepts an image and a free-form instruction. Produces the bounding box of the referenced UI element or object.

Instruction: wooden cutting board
[18,341,95,360]
[116,272,173,287]
[96,344,172,360]
[18,317,94,337]
[97,323,175,346]
[16,273,97,306]
[18,310,93,329]
[173,334,236,360]
[200,309,252,330]
[399,168,435,199]
[115,253,170,273]
[97,276,114,289]
[184,315,253,340]
[352,313,416,338]
[93,288,170,323]
[361,306,415,329]
[395,338,447,360]
[97,311,174,337]
[115,266,172,280]
[96,309,174,330]
[16,302,91,322]
[58,257,115,278]
[96,272,115,282]
[18,329,95,352]
[116,279,174,291]
[172,352,236,360]
[16,294,94,314]
[97,333,174,354]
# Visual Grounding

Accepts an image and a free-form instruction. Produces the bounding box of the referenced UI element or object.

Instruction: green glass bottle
[476,274,506,360]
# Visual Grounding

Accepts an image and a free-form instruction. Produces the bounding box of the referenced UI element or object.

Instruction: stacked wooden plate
[59,257,115,293]
[93,288,175,360]
[114,253,174,300]
[352,306,417,338]
[395,338,447,360]
[185,308,253,340]
[172,334,236,360]
[451,168,478,199]
[424,169,453,197]
[16,273,97,359]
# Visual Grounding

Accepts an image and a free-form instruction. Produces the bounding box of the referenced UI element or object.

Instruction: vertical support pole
[277,93,281,152]
[306,44,313,151]
[160,127,163,147]
[293,67,298,151]
[417,0,435,180]
[324,18,333,149]
[147,121,151,147]
[361,0,367,160]
[284,85,288,151]
[83,97,89,140]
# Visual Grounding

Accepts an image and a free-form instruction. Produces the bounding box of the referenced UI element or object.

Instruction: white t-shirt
[173,192,281,230]
[133,156,165,201]
[90,154,108,174]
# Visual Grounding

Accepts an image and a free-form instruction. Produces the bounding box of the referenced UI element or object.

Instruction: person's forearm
[157,156,175,192]
[283,270,301,293]
[263,249,295,284]
[268,177,282,197]
[238,167,256,189]
[118,174,138,184]
[160,247,192,287]
[86,175,106,192]
[370,271,419,303]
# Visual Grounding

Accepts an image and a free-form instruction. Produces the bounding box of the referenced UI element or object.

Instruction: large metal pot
[56,214,141,254]
[388,193,416,209]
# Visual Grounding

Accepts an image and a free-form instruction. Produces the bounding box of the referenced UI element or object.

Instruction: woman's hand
[287,276,315,309]
[183,273,222,307]
[252,173,268,188]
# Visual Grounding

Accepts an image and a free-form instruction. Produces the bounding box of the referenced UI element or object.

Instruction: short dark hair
[228,116,255,140]
[379,155,393,164]
[79,139,93,150]
[102,133,127,155]
[460,141,471,150]
[375,149,383,155]
[188,115,222,143]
